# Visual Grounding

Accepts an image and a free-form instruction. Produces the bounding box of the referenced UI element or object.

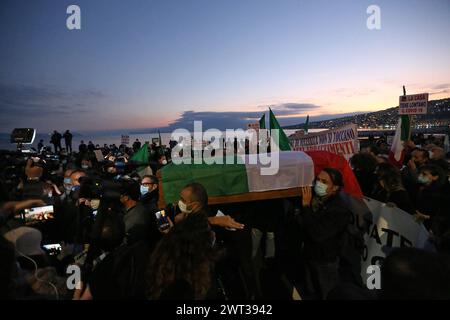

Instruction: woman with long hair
[374,163,415,215]
[146,213,219,300]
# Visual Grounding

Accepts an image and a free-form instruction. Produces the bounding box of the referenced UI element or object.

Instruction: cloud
[128,104,363,133]
[430,89,449,96]
[159,103,322,131]
[432,83,450,90]
[269,102,320,111]
[0,82,105,127]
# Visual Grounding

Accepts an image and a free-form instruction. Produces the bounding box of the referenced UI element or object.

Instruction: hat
[3,227,45,256]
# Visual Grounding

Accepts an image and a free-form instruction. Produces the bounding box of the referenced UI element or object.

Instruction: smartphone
[155,210,170,232]
[42,243,62,256]
[23,205,55,223]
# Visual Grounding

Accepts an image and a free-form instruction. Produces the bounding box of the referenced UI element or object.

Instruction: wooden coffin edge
[157,170,302,209]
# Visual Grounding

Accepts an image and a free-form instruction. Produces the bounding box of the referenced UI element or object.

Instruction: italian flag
[160,150,363,204]
[389,115,411,168]
[161,151,315,204]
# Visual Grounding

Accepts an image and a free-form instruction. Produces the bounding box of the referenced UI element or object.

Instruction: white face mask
[314,181,328,197]
[178,200,192,214]
[161,159,168,165]
[81,164,89,169]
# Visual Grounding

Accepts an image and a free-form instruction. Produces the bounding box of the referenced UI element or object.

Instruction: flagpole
[403,85,413,141]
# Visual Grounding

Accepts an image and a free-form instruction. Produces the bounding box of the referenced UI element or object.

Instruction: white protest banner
[289,123,358,160]
[121,135,130,145]
[398,93,428,115]
[360,197,430,282]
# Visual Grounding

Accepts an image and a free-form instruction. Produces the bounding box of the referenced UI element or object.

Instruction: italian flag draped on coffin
[161,152,314,204]
[160,151,363,204]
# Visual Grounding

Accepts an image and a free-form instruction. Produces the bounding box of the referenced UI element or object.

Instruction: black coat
[415,182,447,230]
[297,193,352,262]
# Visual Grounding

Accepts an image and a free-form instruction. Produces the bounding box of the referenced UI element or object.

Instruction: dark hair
[350,153,377,173]
[367,145,380,156]
[142,175,159,185]
[411,148,430,160]
[419,164,446,186]
[184,182,208,208]
[381,248,450,300]
[419,164,444,177]
[120,180,140,201]
[376,163,403,193]
[322,168,344,188]
[146,214,216,300]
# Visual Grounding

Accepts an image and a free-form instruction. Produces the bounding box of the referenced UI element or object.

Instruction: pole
[402,85,412,140]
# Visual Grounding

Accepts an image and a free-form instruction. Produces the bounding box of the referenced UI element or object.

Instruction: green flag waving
[130,142,150,176]
[304,115,309,134]
[131,142,149,164]
[269,108,291,151]
[259,114,266,129]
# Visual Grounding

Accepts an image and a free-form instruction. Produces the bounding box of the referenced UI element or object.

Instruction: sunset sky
[1,0,449,132]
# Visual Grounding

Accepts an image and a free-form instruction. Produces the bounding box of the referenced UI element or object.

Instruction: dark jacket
[123,203,156,245]
[138,190,162,249]
[63,132,72,143]
[353,170,377,197]
[415,182,447,230]
[298,193,352,262]
[373,188,416,214]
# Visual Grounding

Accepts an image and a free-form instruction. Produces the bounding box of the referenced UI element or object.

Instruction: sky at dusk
[0,0,449,133]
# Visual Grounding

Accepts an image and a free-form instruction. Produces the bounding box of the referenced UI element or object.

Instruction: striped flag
[161,151,315,203]
[160,150,363,203]
[389,115,411,168]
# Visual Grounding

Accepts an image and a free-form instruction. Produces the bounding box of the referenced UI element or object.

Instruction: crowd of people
[1,132,450,300]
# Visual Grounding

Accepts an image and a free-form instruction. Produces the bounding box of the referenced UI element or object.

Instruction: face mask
[71,185,80,192]
[81,164,89,169]
[140,185,149,196]
[161,160,168,165]
[418,175,430,184]
[178,200,192,214]
[314,181,328,197]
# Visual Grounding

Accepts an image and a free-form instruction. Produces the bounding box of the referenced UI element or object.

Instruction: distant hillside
[284,98,450,130]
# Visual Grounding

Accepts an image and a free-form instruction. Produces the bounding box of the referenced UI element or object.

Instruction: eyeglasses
[141,182,156,186]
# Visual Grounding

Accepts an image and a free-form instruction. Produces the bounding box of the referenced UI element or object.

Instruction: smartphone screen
[155,210,170,231]
[24,205,55,223]
[42,243,62,256]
